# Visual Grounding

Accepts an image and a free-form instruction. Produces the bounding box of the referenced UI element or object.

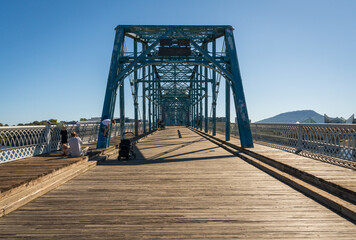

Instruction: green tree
[0,123,3,126]
[80,118,88,121]
[17,123,24,126]
[48,119,58,125]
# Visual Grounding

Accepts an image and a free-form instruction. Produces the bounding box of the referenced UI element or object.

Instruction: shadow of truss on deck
[98,154,235,166]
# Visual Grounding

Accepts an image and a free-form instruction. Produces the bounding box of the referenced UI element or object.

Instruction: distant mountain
[256,110,324,123]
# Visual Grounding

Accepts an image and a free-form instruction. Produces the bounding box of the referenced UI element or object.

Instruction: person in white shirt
[62,144,71,156]
[68,132,89,157]
[101,119,115,137]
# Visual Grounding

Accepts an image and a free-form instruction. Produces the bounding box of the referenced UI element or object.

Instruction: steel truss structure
[97,25,253,148]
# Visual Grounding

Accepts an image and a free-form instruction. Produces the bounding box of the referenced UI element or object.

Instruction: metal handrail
[208,122,356,163]
[0,123,135,164]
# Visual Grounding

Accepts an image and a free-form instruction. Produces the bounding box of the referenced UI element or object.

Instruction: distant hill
[256,110,324,123]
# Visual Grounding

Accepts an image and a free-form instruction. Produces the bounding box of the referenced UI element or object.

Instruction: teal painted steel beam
[114,28,172,88]
[99,25,253,149]
[212,39,217,136]
[204,45,208,133]
[195,64,197,129]
[190,105,192,126]
[120,77,125,139]
[225,79,230,141]
[199,65,203,131]
[175,27,234,81]
[148,65,152,131]
[225,28,253,148]
[97,28,125,149]
[142,45,147,133]
[118,61,225,84]
[134,39,139,136]
[152,77,156,129]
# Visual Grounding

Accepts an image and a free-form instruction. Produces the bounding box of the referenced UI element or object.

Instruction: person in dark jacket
[60,126,68,153]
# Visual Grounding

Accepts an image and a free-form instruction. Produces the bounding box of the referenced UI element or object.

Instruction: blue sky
[0,0,355,125]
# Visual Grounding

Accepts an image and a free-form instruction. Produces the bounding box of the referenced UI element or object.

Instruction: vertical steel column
[155,75,159,128]
[225,79,231,141]
[192,97,195,128]
[204,47,208,133]
[158,86,160,125]
[199,65,203,131]
[192,105,194,127]
[192,82,195,128]
[192,81,195,127]
[120,77,125,139]
[212,40,217,136]
[195,71,198,129]
[142,67,146,133]
[142,46,146,133]
[97,28,125,148]
[134,39,139,136]
[186,108,189,126]
[190,104,193,127]
[152,70,156,129]
[154,76,157,129]
[148,65,152,131]
[191,105,194,127]
[154,72,158,129]
[225,28,253,147]
[191,104,194,127]
[156,76,159,128]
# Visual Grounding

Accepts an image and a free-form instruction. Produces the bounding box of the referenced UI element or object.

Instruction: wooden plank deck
[0,136,121,195]
[0,127,355,239]
[215,132,356,194]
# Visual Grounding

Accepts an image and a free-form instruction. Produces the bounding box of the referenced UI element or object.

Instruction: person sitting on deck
[68,132,89,157]
[62,144,71,156]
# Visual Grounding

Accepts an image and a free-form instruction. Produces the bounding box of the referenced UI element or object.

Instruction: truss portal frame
[97,25,253,148]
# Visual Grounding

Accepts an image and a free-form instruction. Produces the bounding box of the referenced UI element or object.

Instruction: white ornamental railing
[251,123,356,163]
[0,122,146,164]
[208,122,356,166]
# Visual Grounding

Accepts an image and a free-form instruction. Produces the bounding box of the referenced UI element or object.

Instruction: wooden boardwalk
[0,137,121,195]
[0,127,355,239]
[213,132,356,194]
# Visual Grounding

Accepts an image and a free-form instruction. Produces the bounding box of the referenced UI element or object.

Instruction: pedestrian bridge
[1,24,355,238]
[0,126,356,239]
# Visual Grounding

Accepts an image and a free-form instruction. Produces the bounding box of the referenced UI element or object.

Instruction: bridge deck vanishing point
[0,127,355,239]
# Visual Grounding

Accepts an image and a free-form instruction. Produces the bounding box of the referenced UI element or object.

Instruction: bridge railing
[0,123,137,164]
[209,122,356,163]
